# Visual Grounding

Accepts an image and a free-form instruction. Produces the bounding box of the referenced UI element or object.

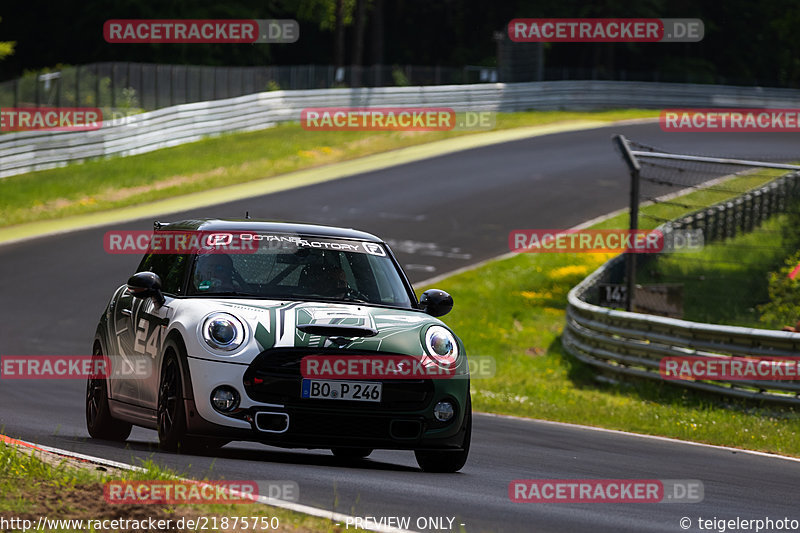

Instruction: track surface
[1,122,799,532]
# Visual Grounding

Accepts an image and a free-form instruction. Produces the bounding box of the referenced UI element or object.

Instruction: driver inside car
[194,253,238,292]
[303,261,350,296]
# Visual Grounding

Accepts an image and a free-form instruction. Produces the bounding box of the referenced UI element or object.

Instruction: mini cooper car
[87,219,471,472]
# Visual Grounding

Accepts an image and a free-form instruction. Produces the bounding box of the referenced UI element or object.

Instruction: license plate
[301,379,382,402]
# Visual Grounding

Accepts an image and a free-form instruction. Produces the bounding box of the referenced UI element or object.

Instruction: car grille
[243,348,433,410]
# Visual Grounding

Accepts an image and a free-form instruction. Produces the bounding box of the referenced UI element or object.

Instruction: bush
[758,250,800,328]
[391,66,410,87]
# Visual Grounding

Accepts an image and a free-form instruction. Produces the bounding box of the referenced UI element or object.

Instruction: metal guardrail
[563,172,800,404]
[5,80,800,178]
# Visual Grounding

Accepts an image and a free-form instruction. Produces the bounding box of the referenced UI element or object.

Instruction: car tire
[414,397,471,473]
[85,347,132,442]
[331,447,373,460]
[157,347,190,452]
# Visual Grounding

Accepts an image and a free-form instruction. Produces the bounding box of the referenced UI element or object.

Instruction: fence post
[764,185,774,221]
[744,194,754,232]
[154,64,159,109]
[724,201,734,239]
[706,208,716,242]
[95,64,100,108]
[778,178,788,212]
[613,134,642,312]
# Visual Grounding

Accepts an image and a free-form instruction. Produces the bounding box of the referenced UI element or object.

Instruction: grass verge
[637,213,796,327]
[419,171,800,457]
[0,440,369,533]
[0,110,656,228]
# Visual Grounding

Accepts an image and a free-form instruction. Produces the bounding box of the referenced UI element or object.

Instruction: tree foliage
[2,0,800,88]
[0,17,15,61]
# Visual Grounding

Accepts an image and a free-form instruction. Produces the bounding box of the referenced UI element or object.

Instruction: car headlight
[424,325,459,366]
[202,313,246,352]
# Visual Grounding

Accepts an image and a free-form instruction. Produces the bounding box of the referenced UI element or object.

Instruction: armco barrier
[563,172,800,404]
[4,80,800,178]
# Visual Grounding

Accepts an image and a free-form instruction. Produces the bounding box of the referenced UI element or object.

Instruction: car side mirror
[419,289,453,317]
[127,272,166,307]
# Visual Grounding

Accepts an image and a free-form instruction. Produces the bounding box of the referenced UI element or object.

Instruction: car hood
[201,299,456,355]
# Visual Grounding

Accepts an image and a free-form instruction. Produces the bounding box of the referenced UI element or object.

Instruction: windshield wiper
[311,295,369,304]
[339,295,369,303]
[199,291,254,297]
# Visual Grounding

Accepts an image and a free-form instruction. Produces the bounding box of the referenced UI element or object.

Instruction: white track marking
[475,412,800,464]
[1,434,418,533]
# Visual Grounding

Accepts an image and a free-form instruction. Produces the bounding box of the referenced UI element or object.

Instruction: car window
[185,234,413,307]
[136,253,189,295]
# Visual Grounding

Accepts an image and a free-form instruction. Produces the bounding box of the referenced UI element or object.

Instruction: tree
[350,0,368,85]
[0,17,15,61]
[294,0,356,69]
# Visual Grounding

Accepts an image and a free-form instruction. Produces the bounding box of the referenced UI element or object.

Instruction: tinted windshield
[187,233,413,308]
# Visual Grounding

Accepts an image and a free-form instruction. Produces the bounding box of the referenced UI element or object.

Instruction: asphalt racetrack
[1,122,799,532]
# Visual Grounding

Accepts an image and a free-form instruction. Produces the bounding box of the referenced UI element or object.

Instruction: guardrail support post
[612,135,641,312]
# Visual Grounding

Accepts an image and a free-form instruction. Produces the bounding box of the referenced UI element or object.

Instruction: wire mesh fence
[0,63,498,111]
[589,138,800,326]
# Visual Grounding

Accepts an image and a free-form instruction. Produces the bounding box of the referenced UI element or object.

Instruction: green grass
[0,442,371,533]
[0,109,656,228]
[637,214,796,327]
[419,171,800,457]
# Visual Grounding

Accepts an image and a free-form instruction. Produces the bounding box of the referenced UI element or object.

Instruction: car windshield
[186,233,413,308]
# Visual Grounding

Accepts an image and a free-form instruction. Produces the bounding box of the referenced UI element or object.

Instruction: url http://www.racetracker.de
[679,516,799,532]
[0,515,281,532]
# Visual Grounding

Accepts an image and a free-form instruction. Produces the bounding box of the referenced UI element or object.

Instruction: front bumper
[185,351,470,450]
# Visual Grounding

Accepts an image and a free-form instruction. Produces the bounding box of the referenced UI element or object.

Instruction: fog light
[434,401,454,422]
[211,386,240,413]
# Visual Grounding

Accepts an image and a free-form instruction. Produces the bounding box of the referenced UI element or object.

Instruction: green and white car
[87,219,471,472]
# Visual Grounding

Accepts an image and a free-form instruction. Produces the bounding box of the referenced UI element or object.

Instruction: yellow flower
[549,265,589,280]
[520,290,552,300]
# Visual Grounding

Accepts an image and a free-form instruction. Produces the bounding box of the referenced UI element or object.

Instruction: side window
[135,253,188,295]
[135,254,153,274]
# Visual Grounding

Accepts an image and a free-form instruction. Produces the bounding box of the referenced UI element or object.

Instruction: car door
[130,297,171,410]
[110,286,147,405]
[109,251,186,409]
